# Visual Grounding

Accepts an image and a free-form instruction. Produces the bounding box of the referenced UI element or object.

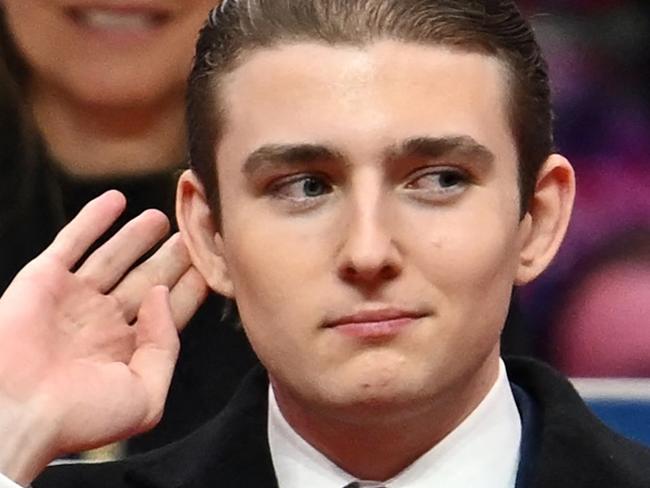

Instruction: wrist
[0,395,60,486]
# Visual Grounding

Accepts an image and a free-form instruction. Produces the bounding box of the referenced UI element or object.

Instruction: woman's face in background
[1,0,218,108]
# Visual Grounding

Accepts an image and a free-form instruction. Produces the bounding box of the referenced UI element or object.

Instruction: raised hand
[0,191,208,485]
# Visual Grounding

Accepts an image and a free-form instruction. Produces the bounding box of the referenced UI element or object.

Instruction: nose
[336,194,403,288]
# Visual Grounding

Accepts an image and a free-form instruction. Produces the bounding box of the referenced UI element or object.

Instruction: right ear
[176,170,234,298]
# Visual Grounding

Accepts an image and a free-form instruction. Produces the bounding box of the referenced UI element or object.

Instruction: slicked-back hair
[187,0,552,223]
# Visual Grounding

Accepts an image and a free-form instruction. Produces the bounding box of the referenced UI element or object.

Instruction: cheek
[411,206,520,322]
[221,213,326,324]
[3,4,43,55]
[455,191,521,281]
[220,220,329,371]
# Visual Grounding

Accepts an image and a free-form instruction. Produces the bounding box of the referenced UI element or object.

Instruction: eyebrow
[242,143,345,175]
[241,135,495,175]
[385,136,495,168]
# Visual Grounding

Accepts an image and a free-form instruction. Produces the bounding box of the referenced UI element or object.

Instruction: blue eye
[405,167,470,199]
[270,174,333,202]
[302,177,330,197]
[436,171,465,188]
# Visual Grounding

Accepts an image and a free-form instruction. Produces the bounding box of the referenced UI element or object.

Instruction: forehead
[217,40,516,166]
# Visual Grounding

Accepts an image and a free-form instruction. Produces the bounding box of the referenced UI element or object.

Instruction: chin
[317,385,432,425]
[65,69,184,108]
[317,369,429,408]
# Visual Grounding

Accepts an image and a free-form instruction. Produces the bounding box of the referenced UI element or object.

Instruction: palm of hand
[0,191,206,458]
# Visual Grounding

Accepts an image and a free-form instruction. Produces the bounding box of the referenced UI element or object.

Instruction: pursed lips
[325,308,428,338]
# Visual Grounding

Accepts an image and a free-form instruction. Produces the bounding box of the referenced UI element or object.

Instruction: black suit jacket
[35,358,650,488]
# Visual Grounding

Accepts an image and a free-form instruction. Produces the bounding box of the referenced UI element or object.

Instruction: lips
[326,308,427,339]
[66,5,172,32]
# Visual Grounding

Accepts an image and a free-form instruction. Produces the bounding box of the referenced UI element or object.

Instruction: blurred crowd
[518,0,650,378]
[0,0,648,459]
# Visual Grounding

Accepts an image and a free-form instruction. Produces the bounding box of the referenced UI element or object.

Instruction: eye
[404,167,470,199]
[269,174,333,202]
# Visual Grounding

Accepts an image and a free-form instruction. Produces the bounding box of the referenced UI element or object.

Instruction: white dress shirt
[269,359,521,488]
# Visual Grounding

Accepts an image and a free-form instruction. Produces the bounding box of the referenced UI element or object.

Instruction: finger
[44,191,127,269]
[169,267,209,331]
[129,286,180,428]
[111,233,192,323]
[76,209,170,292]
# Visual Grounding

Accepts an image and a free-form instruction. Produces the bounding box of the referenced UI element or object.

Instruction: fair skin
[178,41,575,480]
[0,40,574,485]
[2,0,216,177]
[0,192,207,485]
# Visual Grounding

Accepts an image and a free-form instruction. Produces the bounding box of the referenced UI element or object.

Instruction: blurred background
[516,0,650,379]
[517,0,650,446]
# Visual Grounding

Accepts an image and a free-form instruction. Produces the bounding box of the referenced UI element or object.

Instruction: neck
[273,353,500,481]
[29,81,187,179]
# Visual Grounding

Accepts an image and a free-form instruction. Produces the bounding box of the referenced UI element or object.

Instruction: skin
[1,0,217,177]
[178,40,575,480]
[0,192,208,485]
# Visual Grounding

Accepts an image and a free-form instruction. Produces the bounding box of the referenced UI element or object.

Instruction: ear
[176,170,234,297]
[515,154,575,285]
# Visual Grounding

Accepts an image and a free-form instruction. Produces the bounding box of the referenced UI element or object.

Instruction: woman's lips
[327,309,426,338]
[66,6,172,39]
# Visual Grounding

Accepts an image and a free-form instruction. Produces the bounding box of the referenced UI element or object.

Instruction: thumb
[129,286,180,429]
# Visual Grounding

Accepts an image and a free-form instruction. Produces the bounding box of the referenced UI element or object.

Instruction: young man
[0,1,648,486]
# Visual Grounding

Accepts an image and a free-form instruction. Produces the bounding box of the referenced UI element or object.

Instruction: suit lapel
[506,357,650,488]
[511,382,541,488]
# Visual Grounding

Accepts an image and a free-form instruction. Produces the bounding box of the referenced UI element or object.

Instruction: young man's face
[181,40,571,422]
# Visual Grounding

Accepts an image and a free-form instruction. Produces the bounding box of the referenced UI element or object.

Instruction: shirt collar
[268,359,521,488]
